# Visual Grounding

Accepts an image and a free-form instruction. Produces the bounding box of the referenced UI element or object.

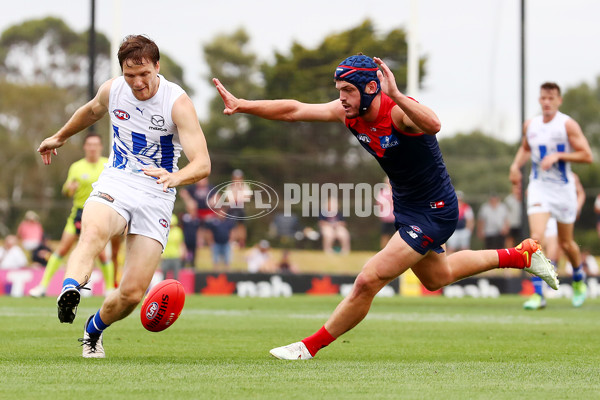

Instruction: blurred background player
[37,35,210,358]
[214,54,558,360]
[510,82,592,308]
[523,173,585,309]
[29,133,119,297]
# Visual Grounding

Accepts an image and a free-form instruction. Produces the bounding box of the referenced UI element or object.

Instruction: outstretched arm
[374,57,441,135]
[38,79,112,164]
[212,78,343,123]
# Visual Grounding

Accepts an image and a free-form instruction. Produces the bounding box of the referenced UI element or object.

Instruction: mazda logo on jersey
[112,109,130,120]
[151,115,165,127]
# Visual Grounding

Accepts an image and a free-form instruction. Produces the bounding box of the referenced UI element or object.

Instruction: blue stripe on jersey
[112,126,127,169]
[160,134,175,172]
[556,143,568,183]
[534,144,547,180]
[132,131,147,155]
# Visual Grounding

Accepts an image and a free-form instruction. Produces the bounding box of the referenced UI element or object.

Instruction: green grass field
[1,295,599,399]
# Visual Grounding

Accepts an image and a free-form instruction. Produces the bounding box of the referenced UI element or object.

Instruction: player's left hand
[37,136,65,165]
[142,167,179,192]
[540,153,559,170]
[374,57,402,99]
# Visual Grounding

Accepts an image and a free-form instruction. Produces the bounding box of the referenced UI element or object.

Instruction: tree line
[1,17,600,251]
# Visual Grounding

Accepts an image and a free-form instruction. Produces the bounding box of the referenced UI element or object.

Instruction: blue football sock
[572,264,586,282]
[62,278,80,292]
[532,276,544,297]
[86,310,109,335]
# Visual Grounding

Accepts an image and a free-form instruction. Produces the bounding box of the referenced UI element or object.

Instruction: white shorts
[527,180,577,224]
[85,172,174,249]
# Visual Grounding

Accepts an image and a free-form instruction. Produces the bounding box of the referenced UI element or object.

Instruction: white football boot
[270,342,313,360]
[517,239,560,290]
[79,315,105,358]
[28,285,46,298]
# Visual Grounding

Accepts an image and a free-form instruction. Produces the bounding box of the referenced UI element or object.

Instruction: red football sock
[302,326,336,356]
[496,248,526,269]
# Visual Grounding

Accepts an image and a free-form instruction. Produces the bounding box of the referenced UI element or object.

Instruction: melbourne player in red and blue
[213,54,559,360]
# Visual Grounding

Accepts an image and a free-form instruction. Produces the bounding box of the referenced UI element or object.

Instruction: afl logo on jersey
[112,109,130,120]
[357,134,371,143]
[159,218,169,228]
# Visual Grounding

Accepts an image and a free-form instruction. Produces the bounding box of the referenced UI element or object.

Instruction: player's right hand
[212,78,239,115]
[37,136,65,165]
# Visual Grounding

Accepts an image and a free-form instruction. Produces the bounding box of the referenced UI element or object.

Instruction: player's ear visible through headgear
[334,54,381,114]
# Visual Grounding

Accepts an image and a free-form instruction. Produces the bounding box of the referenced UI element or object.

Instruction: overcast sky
[2,0,599,142]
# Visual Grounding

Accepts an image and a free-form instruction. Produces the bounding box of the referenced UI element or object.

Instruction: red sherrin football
[140,279,185,332]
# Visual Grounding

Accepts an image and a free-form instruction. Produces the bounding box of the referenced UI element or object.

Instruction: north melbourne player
[38,35,210,358]
[510,82,592,309]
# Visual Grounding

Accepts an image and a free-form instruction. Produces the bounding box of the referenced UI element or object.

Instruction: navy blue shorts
[393,199,459,255]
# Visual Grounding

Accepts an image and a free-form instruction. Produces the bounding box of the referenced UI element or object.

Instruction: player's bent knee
[352,272,385,297]
[419,272,452,291]
[118,287,145,307]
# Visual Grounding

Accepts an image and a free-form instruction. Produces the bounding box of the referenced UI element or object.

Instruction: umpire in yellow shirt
[30,133,117,296]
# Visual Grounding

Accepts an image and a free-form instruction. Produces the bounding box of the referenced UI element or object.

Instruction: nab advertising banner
[1,267,598,300]
[195,273,399,298]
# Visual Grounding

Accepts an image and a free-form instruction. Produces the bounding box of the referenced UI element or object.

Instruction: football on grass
[140,279,185,332]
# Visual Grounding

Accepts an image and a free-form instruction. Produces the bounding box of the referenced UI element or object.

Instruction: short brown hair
[117,35,160,70]
[540,82,561,96]
[84,132,102,145]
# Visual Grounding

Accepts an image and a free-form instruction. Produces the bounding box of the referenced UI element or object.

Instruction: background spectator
[205,212,237,271]
[31,235,52,267]
[504,185,523,248]
[180,177,215,252]
[0,235,28,269]
[319,196,351,254]
[446,190,474,253]
[246,240,275,273]
[375,177,396,249]
[17,211,44,253]
[269,212,301,248]
[477,193,510,249]
[224,169,252,248]
[277,249,299,274]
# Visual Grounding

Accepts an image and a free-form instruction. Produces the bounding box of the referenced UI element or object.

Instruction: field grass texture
[1,295,599,399]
